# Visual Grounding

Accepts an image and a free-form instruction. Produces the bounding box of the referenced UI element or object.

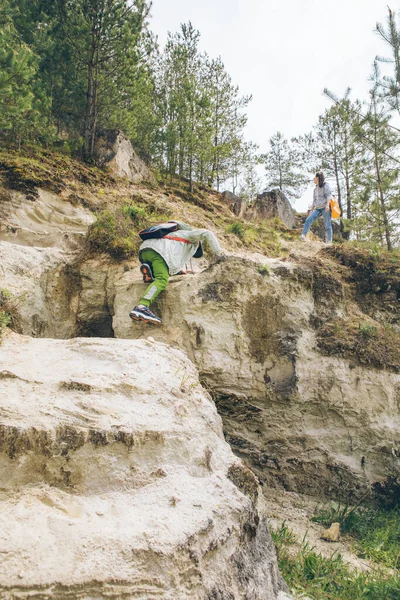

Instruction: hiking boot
[140,263,154,283]
[129,305,162,325]
[300,234,307,241]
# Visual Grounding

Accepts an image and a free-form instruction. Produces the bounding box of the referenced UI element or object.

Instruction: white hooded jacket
[139,220,222,275]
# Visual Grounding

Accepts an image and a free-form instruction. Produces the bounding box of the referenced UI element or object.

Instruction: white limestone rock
[0,188,94,250]
[0,332,287,599]
[111,256,400,500]
[0,187,95,338]
[94,130,154,183]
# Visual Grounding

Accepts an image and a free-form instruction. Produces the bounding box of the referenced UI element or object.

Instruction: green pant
[139,248,169,307]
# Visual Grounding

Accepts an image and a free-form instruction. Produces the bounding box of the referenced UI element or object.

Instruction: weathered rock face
[94,130,153,183]
[3,194,399,503]
[221,191,244,217]
[109,256,400,501]
[246,190,295,229]
[0,187,94,250]
[0,332,287,599]
[0,188,95,338]
[1,181,399,556]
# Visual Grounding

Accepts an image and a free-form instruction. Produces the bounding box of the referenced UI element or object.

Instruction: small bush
[123,205,148,226]
[87,208,139,258]
[226,222,245,239]
[258,264,270,277]
[359,323,378,338]
[0,289,20,337]
[86,203,173,259]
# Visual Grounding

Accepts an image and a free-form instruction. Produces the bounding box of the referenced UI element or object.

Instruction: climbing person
[300,172,333,244]
[129,220,224,325]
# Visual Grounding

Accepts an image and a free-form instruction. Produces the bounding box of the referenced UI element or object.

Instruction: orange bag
[329,197,341,219]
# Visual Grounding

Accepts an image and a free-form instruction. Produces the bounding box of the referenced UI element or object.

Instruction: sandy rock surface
[0,188,95,338]
[0,332,287,599]
[111,255,400,500]
[94,130,154,184]
[0,188,94,249]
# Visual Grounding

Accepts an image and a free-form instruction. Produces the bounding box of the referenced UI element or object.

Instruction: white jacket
[139,221,222,275]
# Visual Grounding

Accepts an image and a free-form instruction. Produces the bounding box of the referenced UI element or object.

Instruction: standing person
[300,172,333,244]
[129,220,224,325]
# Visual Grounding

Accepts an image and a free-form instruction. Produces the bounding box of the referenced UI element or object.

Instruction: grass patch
[224,218,288,257]
[312,502,400,570]
[258,264,271,277]
[272,522,400,600]
[311,500,362,533]
[0,289,20,338]
[0,145,110,198]
[226,222,245,239]
[86,202,172,259]
[316,317,400,373]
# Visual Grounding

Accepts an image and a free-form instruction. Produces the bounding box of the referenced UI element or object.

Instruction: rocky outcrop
[0,188,95,338]
[109,256,400,501]
[221,191,244,217]
[2,198,399,502]
[94,130,153,183]
[0,187,94,250]
[1,175,399,594]
[246,190,295,229]
[0,332,288,599]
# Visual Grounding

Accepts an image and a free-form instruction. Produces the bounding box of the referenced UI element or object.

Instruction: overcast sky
[150,0,392,208]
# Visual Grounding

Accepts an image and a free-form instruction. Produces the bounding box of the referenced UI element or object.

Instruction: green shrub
[123,205,148,226]
[258,264,270,277]
[87,208,139,258]
[0,310,11,329]
[359,323,378,338]
[0,289,19,337]
[226,222,245,239]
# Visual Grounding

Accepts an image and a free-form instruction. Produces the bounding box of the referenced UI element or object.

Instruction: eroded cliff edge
[0,152,399,596]
[0,332,289,599]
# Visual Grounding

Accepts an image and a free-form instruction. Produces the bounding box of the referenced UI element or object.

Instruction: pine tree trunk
[189,156,193,192]
[374,152,392,250]
[84,60,95,155]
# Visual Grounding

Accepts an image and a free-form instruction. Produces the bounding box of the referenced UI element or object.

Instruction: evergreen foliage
[153,24,256,192]
[0,0,50,144]
[0,2,399,248]
[262,131,308,202]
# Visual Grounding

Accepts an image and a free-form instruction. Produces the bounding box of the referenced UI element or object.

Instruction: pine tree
[204,56,251,190]
[0,0,48,145]
[155,24,253,191]
[353,74,400,250]
[375,6,400,116]
[262,132,307,203]
[54,0,151,155]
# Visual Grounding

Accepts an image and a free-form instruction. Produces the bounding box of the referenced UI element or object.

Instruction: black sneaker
[129,305,162,325]
[140,263,154,283]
